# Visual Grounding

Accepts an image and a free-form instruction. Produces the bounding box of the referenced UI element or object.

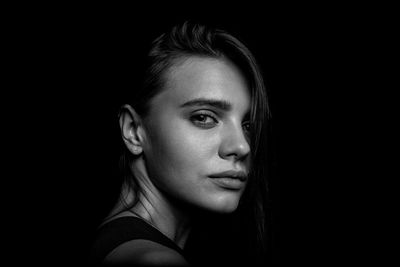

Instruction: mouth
[208,170,248,181]
[208,170,248,190]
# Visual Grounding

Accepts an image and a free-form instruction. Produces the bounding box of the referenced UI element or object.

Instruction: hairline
[159,54,252,103]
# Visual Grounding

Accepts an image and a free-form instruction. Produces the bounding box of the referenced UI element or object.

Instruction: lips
[208,170,248,190]
[208,170,248,181]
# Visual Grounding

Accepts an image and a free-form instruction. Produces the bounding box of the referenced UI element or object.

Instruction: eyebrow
[180,98,232,111]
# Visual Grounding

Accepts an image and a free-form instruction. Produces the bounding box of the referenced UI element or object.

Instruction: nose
[218,123,250,161]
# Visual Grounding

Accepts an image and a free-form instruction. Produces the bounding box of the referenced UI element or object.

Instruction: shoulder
[103,239,189,266]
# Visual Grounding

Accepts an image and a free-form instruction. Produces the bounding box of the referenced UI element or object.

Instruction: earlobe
[119,104,144,156]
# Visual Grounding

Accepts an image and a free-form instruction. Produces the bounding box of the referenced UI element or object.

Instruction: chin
[203,193,242,214]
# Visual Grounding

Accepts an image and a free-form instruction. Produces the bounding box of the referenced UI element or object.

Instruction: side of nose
[218,123,250,161]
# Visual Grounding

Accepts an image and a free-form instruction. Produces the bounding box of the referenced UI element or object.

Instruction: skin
[143,56,251,212]
[112,56,251,264]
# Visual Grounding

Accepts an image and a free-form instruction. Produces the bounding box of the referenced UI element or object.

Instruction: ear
[119,104,146,156]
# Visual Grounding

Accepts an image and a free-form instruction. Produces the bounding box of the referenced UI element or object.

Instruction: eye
[242,121,251,133]
[190,112,218,129]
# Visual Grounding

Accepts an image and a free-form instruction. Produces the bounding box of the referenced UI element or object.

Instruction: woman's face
[142,56,251,213]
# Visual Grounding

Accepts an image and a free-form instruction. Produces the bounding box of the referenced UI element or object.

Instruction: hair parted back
[118,21,271,259]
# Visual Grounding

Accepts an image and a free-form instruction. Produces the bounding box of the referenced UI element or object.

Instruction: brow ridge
[180,98,232,111]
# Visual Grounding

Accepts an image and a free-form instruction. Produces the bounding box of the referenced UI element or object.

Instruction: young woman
[89,21,271,266]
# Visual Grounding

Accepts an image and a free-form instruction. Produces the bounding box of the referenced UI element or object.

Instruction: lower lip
[209,177,244,190]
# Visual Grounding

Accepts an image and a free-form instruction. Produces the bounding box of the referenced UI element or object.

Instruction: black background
[6,3,385,265]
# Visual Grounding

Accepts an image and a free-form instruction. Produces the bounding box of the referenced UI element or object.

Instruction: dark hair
[118,21,271,263]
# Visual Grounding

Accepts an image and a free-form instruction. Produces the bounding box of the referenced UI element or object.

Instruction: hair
[117,21,271,263]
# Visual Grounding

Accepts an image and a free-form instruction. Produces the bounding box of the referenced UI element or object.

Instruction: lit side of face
[142,56,251,213]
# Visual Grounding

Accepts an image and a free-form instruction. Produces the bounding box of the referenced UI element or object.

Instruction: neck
[132,190,192,249]
[118,158,193,249]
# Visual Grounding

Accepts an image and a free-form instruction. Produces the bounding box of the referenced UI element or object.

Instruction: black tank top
[88,216,188,265]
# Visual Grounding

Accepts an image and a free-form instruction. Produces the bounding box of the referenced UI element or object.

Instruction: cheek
[146,119,217,179]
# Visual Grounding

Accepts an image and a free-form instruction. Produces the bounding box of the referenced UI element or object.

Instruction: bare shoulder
[103,239,189,266]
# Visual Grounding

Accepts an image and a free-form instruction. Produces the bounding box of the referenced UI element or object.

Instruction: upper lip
[209,170,248,181]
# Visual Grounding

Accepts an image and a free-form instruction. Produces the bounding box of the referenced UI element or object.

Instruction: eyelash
[190,111,251,132]
[190,111,218,128]
[242,121,251,133]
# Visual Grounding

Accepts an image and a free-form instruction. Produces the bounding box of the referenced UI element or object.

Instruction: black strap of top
[89,216,186,264]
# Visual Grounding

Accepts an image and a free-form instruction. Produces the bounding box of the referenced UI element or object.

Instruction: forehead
[151,56,250,110]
